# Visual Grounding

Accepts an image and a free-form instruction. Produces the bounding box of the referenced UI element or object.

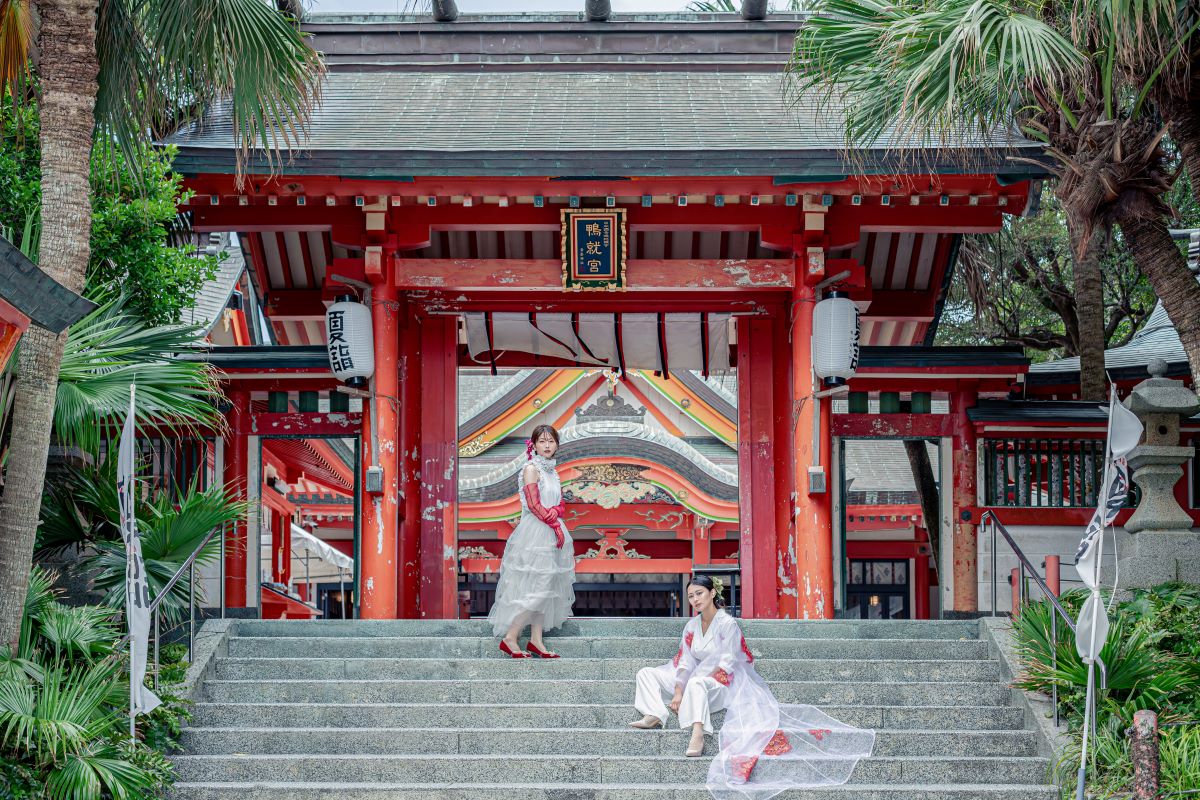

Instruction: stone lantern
[1118,359,1200,587]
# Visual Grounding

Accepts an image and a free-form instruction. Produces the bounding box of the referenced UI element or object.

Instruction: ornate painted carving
[458,432,493,458]
[575,391,646,424]
[576,537,650,560]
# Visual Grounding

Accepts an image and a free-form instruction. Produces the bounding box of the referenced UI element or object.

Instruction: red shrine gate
[186,173,1031,620]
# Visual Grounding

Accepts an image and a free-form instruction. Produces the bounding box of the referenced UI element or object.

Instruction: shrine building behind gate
[162,10,1055,620]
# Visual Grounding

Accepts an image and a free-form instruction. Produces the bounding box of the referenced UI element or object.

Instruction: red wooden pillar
[736,317,780,618]
[772,310,799,617]
[397,307,422,618]
[270,511,285,583]
[418,315,459,618]
[360,267,401,619]
[951,387,979,612]
[914,554,930,619]
[223,389,250,608]
[792,285,835,619]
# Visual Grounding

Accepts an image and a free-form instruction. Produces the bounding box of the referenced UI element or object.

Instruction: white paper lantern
[325,297,375,388]
[812,292,860,387]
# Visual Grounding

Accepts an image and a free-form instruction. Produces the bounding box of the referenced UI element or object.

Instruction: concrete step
[234,618,982,641]
[190,702,1028,731]
[202,678,1014,707]
[212,657,1002,683]
[225,636,990,661]
[170,754,1051,785]
[179,727,1039,758]
[170,782,1059,800]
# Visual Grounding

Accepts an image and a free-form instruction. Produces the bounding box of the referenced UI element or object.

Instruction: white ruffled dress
[487,454,576,636]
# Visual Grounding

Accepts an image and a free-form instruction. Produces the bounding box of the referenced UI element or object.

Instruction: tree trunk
[1072,223,1109,401]
[0,0,98,653]
[1162,94,1200,205]
[903,440,941,579]
[1117,209,1200,393]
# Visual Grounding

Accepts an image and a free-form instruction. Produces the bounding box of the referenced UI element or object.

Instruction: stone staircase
[172,618,1056,799]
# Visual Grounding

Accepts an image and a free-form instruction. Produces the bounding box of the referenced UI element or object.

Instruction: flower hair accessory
[712,577,725,595]
[525,439,534,460]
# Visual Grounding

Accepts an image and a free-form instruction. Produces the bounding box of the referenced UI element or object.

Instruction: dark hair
[687,574,726,608]
[530,424,560,445]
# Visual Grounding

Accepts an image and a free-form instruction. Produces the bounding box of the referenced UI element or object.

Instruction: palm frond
[95,0,325,182]
[89,481,242,626]
[0,0,32,102]
[789,0,1085,157]
[52,297,223,454]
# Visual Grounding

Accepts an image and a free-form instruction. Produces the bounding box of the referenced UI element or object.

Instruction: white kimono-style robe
[636,610,875,799]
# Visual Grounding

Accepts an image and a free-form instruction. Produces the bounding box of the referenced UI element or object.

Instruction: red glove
[522,483,566,549]
[554,502,567,517]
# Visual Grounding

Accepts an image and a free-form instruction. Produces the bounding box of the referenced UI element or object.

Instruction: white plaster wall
[977,524,1129,613]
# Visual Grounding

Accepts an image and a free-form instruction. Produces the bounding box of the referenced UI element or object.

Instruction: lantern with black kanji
[325,295,374,389]
[812,291,860,387]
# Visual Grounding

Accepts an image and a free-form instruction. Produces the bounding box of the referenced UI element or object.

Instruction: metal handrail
[982,510,1107,730]
[115,525,221,674]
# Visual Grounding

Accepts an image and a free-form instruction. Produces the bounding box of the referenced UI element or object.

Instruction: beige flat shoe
[629,715,663,729]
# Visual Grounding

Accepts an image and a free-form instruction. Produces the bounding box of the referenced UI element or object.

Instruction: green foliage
[0,101,219,327]
[89,481,237,628]
[0,568,182,799]
[49,296,224,454]
[36,451,242,628]
[1011,582,1200,798]
[936,191,1158,357]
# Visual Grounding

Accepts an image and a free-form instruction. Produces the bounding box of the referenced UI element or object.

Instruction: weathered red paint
[736,316,780,618]
[951,388,979,613]
[223,389,251,608]
[398,313,423,617]
[772,311,799,617]
[418,315,459,618]
[251,412,363,437]
[360,264,401,619]
[792,285,835,619]
[832,414,953,438]
[393,258,794,291]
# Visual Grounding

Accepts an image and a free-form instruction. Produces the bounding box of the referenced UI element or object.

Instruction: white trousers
[635,667,727,734]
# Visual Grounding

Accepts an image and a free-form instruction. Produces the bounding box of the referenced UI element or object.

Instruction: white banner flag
[118,385,161,716]
[1073,389,1142,663]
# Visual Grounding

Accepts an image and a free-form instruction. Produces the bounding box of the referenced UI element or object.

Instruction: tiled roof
[0,236,96,333]
[165,71,1043,177]
[1029,303,1186,377]
[182,233,246,334]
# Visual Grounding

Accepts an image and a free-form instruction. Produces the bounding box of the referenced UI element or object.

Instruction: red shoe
[500,641,530,659]
[526,642,560,659]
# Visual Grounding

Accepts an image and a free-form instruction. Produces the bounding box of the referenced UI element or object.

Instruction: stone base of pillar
[1117,530,1200,589]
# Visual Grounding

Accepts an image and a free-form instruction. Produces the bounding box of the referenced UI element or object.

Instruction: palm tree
[0,0,323,652]
[789,0,1200,397]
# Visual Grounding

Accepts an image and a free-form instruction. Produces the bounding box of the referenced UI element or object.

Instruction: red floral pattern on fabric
[672,647,683,668]
[807,729,832,741]
[730,755,758,783]
[764,729,793,756]
[711,667,732,687]
[740,635,754,663]
[684,631,694,649]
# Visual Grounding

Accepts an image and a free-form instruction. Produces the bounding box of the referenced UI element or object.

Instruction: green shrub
[1012,582,1200,798]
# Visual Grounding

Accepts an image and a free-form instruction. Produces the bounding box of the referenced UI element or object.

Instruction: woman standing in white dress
[488,424,576,659]
[631,575,874,798]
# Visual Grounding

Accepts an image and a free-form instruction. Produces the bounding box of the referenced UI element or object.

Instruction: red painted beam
[832,414,953,438]
[250,412,363,437]
[860,290,937,323]
[394,258,794,291]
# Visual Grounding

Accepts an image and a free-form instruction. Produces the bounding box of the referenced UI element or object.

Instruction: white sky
[306,0,693,12]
